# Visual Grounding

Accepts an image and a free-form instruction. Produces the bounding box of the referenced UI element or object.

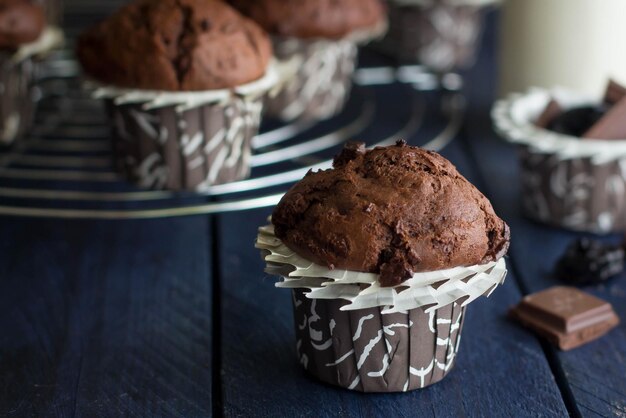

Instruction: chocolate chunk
[509,286,620,350]
[332,141,366,167]
[604,79,626,105]
[535,99,562,129]
[583,96,626,140]
[547,105,607,137]
[554,238,625,285]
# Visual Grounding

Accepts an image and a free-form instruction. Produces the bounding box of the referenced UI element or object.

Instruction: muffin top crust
[0,0,45,50]
[272,141,510,287]
[228,0,386,40]
[77,0,272,91]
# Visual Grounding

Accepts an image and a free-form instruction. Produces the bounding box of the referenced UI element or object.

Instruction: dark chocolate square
[509,286,619,350]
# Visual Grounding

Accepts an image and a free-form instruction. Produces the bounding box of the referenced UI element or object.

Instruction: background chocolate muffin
[0,0,45,49]
[77,0,272,91]
[273,141,510,286]
[229,0,385,39]
[229,0,386,122]
[77,0,276,191]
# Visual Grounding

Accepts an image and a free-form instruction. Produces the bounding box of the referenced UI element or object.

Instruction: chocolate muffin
[77,0,272,91]
[77,0,277,191]
[273,141,510,286]
[494,81,626,233]
[230,0,387,122]
[0,0,47,146]
[257,141,510,392]
[229,0,385,39]
[0,0,45,50]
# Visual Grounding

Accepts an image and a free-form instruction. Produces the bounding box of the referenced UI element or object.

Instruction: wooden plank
[461,12,626,417]
[216,135,569,417]
[0,217,214,417]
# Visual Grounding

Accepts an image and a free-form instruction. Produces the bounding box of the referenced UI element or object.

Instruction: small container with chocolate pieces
[493,79,626,233]
[256,141,510,392]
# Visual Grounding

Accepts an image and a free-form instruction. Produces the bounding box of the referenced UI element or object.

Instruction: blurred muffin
[377,0,499,73]
[0,0,45,145]
[257,141,510,392]
[230,0,387,122]
[77,0,277,191]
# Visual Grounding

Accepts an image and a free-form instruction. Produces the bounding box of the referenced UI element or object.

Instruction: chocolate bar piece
[535,99,563,129]
[604,79,626,105]
[509,286,619,350]
[583,96,626,140]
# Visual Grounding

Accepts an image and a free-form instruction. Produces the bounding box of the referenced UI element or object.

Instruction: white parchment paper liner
[89,61,279,113]
[493,87,626,164]
[256,225,507,314]
[10,26,64,64]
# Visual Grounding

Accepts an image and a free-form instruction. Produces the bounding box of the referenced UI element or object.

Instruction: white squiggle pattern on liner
[256,224,507,313]
[408,308,464,388]
[295,289,465,391]
[114,95,261,190]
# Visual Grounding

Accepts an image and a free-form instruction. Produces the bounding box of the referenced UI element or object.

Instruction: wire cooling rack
[0,48,466,220]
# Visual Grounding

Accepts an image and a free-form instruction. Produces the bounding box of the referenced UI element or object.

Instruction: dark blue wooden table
[1,5,625,418]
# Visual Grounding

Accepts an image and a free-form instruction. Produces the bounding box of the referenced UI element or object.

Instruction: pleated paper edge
[257,225,507,313]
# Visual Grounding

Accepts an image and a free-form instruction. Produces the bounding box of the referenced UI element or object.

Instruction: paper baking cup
[0,27,63,146]
[292,289,465,392]
[267,21,387,122]
[0,55,35,146]
[376,0,498,71]
[93,66,277,191]
[257,224,507,391]
[493,87,626,232]
[266,38,356,122]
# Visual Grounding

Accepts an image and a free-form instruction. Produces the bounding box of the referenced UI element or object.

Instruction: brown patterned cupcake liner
[108,96,262,191]
[519,146,626,233]
[292,289,465,392]
[267,21,386,122]
[266,37,357,122]
[377,1,491,72]
[0,55,35,146]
